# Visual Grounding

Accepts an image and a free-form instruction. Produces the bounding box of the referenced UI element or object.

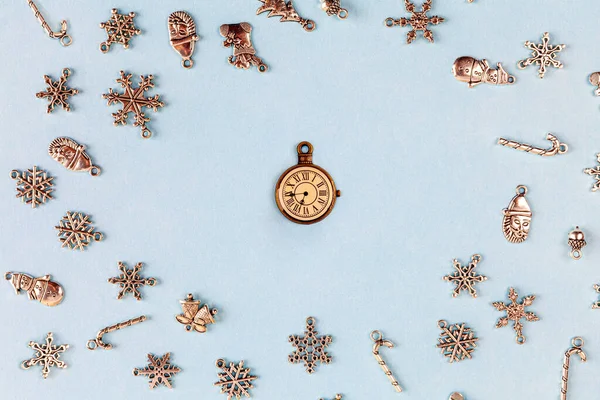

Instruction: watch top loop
[297,141,314,164]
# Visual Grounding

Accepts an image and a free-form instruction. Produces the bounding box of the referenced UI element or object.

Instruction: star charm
[443,254,487,298]
[385,0,445,44]
[492,287,540,344]
[36,68,79,113]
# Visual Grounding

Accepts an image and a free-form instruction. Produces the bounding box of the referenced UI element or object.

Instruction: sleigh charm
[175,293,218,333]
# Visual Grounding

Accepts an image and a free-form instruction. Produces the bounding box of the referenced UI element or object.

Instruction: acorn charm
[5,272,64,307]
[502,185,532,244]
[568,226,586,260]
[453,57,515,88]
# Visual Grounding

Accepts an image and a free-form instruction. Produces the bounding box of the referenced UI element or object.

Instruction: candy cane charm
[370,330,402,392]
[87,315,147,350]
[497,133,568,157]
[26,0,72,46]
[561,337,586,400]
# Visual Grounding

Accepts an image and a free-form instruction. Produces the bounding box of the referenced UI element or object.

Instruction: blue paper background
[1,0,600,399]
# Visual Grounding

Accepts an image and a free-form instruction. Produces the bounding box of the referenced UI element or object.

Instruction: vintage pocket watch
[275,142,341,224]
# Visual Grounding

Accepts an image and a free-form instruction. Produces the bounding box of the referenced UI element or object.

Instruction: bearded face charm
[168,11,199,69]
[48,137,101,176]
[452,57,516,88]
[502,185,532,244]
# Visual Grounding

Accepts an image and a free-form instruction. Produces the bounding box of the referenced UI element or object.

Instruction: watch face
[277,166,334,222]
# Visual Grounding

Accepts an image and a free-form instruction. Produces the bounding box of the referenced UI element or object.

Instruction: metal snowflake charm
[21,332,69,379]
[436,320,478,363]
[214,358,257,399]
[103,71,164,139]
[385,0,445,44]
[289,316,332,374]
[99,8,141,53]
[443,254,487,298]
[36,68,78,113]
[492,287,539,344]
[108,262,156,300]
[257,0,316,32]
[55,211,104,251]
[10,166,54,208]
[584,153,600,192]
[517,32,565,79]
[133,353,181,389]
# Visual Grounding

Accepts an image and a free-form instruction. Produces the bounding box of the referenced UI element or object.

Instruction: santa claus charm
[168,11,199,69]
[452,57,515,88]
[220,23,268,73]
[49,137,101,176]
[502,185,532,244]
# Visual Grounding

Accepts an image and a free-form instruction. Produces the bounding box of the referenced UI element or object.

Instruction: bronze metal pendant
[168,11,199,69]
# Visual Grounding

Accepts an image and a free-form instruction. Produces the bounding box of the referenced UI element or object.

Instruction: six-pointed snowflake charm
[443,254,487,298]
[492,287,539,344]
[385,0,445,44]
[21,332,69,379]
[108,262,156,300]
[36,68,78,113]
[584,153,600,192]
[436,320,478,363]
[103,71,164,139]
[214,358,257,399]
[133,353,181,389]
[517,32,565,79]
[55,211,104,251]
[10,166,54,208]
[289,316,332,374]
[99,8,141,53]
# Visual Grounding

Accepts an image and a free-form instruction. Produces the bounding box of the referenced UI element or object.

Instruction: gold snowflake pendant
[133,353,181,389]
[436,320,478,363]
[21,332,69,379]
[55,211,104,251]
[443,254,487,298]
[36,68,78,113]
[288,316,332,374]
[10,166,54,208]
[214,358,257,399]
[108,262,156,300]
[492,287,539,344]
[517,32,565,79]
[385,0,445,44]
[99,9,141,53]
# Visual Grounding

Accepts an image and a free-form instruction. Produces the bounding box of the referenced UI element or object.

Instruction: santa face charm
[48,137,101,176]
[168,11,199,69]
[5,272,64,307]
[502,185,532,244]
[452,57,515,88]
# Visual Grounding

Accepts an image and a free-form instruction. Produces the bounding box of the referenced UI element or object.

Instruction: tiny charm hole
[216,359,225,368]
[142,131,152,139]
[10,170,18,180]
[182,59,192,69]
[338,9,348,19]
[301,145,309,153]
[90,167,101,177]
[86,340,97,350]
[258,65,267,73]
[508,77,514,83]
[572,337,584,347]
[517,336,526,345]
[385,18,394,27]
[370,330,381,341]
[60,35,72,47]
[94,232,104,242]
[437,320,447,329]
[100,43,108,53]
[516,185,527,195]
[4,272,12,280]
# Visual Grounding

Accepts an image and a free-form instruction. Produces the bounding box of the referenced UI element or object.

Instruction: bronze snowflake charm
[443,254,487,298]
[492,287,539,344]
[99,8,141,53]
[517,32,565,79]
[133,353,180,389]
[385,0,445,44]
[10,166,54,208]
[214,358,257,399]
[289,316,332,374]
[36,68,78,113]
[55,211,104,251]
[21,332,69,379]
[108,262,156,300]
[436,320,478,363]
[103,71,164,139]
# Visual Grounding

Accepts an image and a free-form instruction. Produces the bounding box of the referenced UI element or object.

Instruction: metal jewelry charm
[452,57,515,87]
[133,353,181,389]
[592,285,600,309]
[370,330,402,392]
[320,0,348,19]
[589,72,600,96]
[175,293,218,333]
[87,315,147,350]
[36,68,78,113]
[214,359,257,399]
[26,0,72,46]
[443,254,487,298]
[568,227,586,260]
[49,137,101,176]
[385,0,445,44]
[502,185,532,244]
[289,316,333,374]
[257,0,316,31]
[10,166,54,208]
[55,211,103,251]
[5,272,64,307]
[517,32,565,79]
[584,153,600,192]
[492,287,539,344]
[108,262,156,300]
[560,337,586,400]
[168,11,199,69]
[220,23,268,73]
[436,320,478,363]
[22,332,68,379]
[498,134,568,157]
[99,9,141,53]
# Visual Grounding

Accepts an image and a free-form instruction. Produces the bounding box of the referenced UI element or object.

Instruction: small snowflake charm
[21,332,69,379]
[584,153,600,192]
[99,8,141,53]
[55,211,104,251]
[289,316,332,374]
[492,287,540,344]
[214,358,257,399]
[10,166,54,208]
[133,353,181,389]
[443,254,487,298]
[385,0,445,44]
[36,68,78,113]
[103,71,164,139]
[517,32,565,79]
[436,320,478,363]
[108,262,156,300]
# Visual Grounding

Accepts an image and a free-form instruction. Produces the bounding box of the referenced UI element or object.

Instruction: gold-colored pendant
[26,0,72,46]
[87,315,147,350]
[568,227,586,260]
[133,353,181,389]
[168,11,199,69]
[175,293,218,333]
[385,0,445,44]
[320,0,348,19]
[49,137,101,176]
[370,330,402,392]
[443,254,487,298]
[257,0,316,32]
[5,272,64,307]
[10,166,54,208]
[214,358,257,399]
[436,320,478,363]
[220,23,268,73]
[55,211,104,251]
[517,32,565,79]
[492,287,539,344]
[502,185,531,244]
[36,68,78,113]
[99,9,141,53]
[275,142,341,224]
[584,153,600,192]
[498,133,568,156]
[289,317,332,374]
[560,337,586,400]
[452,57,515,87]
[108,262,156,300]
[22,332,69,379]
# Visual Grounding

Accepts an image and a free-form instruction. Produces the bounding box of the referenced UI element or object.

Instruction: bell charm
[453,57,515,88]
[502,185,532,244]
[568,226,586,260]
[168,11,199,69]
[48,137,101,176]
[5,272,64,307]
[175,293,218,333]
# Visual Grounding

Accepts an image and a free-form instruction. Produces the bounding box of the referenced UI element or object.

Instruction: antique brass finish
[436,320,478,363]
[452,57,515,87]
[99,9,141,53]
[26,0,72,46]
[5,272,64,307]
[10,166,54,208]
[320,0,348,19]
[49,137,101,176]
[502,185,531,244]
[168,11,199,69]
[214,359,257,399]
[589,72,600,95]
[257,0,316,31]
[55,211,103,250]
[22,332,68,379]
[449,394,464,400]
[370,330,402,392]
[385,0,445,44]
[443,254,487,298]
[220,23,268,73]
[517,32,565,79]
[87,315,147,350]
[289,317,332,374]
[492,287,539,344]
[568,227,586,260]
[36,68,78,113]
[175,293,218,333]
[498,134,567,156]
[108,262,156,300]
[133,353,181,389]
[560,337,586,400]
